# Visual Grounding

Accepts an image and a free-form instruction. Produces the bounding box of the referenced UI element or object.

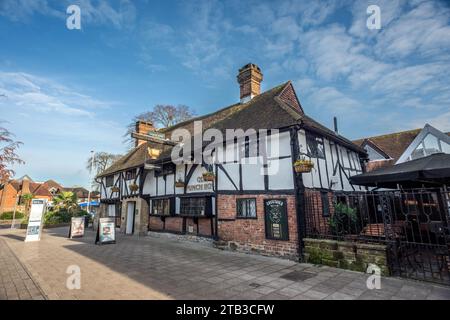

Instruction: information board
[25,199,47,242]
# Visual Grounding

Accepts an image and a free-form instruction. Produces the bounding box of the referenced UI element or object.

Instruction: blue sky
[1,0,450,187]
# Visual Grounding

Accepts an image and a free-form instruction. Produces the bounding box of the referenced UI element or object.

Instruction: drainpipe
[290,125,307,262]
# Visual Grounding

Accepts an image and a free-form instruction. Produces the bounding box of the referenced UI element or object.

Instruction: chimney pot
[135,120,155,147]
[237,63,263,103]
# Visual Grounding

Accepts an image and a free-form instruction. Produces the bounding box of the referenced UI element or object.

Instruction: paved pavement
[0,227,449,300]
[0,237,46,300]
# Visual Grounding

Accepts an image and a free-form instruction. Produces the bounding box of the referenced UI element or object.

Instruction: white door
[126,202,135,235]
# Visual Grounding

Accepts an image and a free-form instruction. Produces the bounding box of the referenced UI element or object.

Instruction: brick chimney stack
[135,120,155,147]
[21,179,30,195]
[237,63,263,103]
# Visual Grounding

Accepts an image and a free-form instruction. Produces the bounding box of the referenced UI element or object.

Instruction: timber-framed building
[97,64,367,260]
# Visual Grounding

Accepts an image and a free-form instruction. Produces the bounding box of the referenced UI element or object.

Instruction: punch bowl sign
[264,199,289,241]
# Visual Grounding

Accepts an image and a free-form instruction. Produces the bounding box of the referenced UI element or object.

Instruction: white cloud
[307,86,360,112]
[0,71,125,187]
[0,0,136,29]
[299,25,391,87]
[0,0,63,21]
[373,1,450,59]
[0,71,116,117]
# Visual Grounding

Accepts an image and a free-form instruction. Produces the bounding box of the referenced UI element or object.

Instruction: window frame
[125,169,136,181]
[236,198,257,219]
[306,133,325,159]
[105,175,114,187]
[321,191,330,217]
[180,196,211,216]
[151,198,171,216]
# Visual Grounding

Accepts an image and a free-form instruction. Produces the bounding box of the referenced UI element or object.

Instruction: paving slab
[0,227,449,300]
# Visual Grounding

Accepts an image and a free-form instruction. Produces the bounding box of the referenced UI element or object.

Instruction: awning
[350,153,450,188]
[79,201,100,207]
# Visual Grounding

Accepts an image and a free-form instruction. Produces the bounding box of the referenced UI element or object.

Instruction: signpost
[69,217,85,238]
[264,199,289,241]
[95,217,116,245]
[25,199,47,242]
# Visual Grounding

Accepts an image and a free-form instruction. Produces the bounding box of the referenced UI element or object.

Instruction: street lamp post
[87,150,95,215]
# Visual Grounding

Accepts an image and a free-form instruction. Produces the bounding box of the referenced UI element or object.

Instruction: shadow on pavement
[0,233,25,242]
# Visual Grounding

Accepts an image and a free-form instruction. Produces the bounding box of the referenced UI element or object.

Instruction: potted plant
[175,179,185,188]
[129,183,139,192]
[202,171,215,182]
[111,186,120,193]
[293,157,314,173]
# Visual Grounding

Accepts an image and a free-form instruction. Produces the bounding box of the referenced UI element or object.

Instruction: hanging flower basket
[129,183,139,192]
[175,180,185,188]
[202,172,215,182]
[294,159,314,173]
[111,186,120,193]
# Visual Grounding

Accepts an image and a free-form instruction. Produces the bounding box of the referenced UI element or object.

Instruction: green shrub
[329,203,359,237]
[0,211,24,220]
[44,209,89,225]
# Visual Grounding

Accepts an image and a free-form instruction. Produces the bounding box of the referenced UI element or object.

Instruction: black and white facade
[97,64,367,259]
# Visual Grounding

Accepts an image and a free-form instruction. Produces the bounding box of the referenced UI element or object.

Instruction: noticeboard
[95,217,116,245]
[69,217,85,238]
[264,199,289,241]
[25,199,47,242]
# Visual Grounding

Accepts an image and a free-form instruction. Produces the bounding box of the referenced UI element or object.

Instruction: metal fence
[304,188,450,284]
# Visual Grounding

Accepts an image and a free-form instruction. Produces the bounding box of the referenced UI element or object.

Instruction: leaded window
[237,198,257,218]
[306,134,325,159]
[152,199,170,215]
[105,175,114,187]
[180,197,206,215]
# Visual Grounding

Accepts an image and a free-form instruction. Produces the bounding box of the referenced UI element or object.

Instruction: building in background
[64,186,100,213]
[0,176,99,214]
[0,176,61,213]
[354,124,450,172]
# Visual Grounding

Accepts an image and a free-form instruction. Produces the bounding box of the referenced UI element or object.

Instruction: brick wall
[0,185,19,213]
[149,216,164,230]
[217,194,299,259]
[304,189,334,237]
[165,217,183,233]
[279,83,302,112]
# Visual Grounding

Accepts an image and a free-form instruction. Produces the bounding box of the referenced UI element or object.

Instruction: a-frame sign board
[95,217,116,245]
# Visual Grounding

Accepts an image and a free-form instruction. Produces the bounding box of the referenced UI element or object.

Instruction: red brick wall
[304,189,334,236]
[149,216,164,230]
[279,83,302,112]
[0,185,19,213]
[165,217,183,233]
[217,194,299,259]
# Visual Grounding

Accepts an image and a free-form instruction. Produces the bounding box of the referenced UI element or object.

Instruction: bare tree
[123,104,195,147]
[0,123,24,182]
[86,152,122,177]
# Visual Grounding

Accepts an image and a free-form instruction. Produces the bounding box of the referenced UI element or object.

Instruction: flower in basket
[175,179,185,187]
[111,186,120,193]
[129,183,139,192]
[293,158,314,173]
[202,171,215,181]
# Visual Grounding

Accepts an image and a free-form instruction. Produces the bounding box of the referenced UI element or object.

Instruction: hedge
[0,211,24,220]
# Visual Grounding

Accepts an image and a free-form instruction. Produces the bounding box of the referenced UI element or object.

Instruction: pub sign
[264,199,289,241]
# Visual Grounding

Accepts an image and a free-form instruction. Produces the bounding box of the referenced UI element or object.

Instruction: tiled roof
[353,129,423,163]
[98,82,365,177]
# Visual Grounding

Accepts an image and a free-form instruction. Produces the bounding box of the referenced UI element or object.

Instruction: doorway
[126,202,136,235]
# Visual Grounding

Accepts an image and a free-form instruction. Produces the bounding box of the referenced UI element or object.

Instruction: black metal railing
[304,188,450,284]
